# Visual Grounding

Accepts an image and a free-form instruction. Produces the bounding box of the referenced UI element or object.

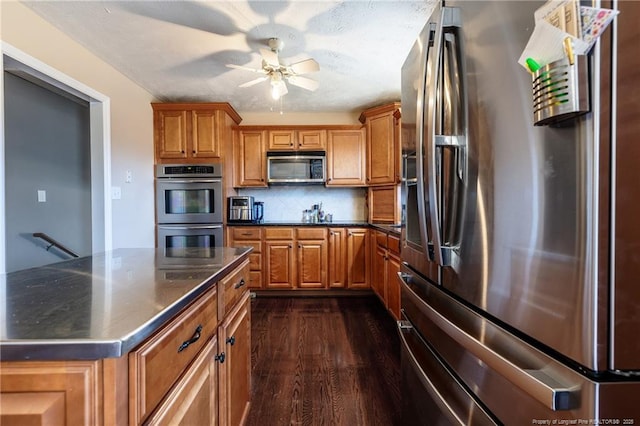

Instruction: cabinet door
[298,129,326,150]
[0,360,100,426]
[326,130,366,186]
[368,185,401,224]
[218,294,251,426]
[265,240,295,288]
[235,130,267,187]
[328,228,346,288]
[156,110,188,159]
[268,130,295,150]
[347,228,370,289]
[367,111,397,185]
[192,110,220,159]
[386,252,401,321]
[297,239,328,289]
[145,336,218,426]
[372,245,387,302]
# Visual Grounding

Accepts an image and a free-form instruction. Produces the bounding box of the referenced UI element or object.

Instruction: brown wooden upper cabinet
[234,128,267,187]
[326,128,366,186]
[153,103,242,164]
[268,128,327,151]
[359,102,401,186]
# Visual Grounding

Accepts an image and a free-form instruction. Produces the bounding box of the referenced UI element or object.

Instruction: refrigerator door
[399,265,600,423]
[401,5,441,284]
[439,0,605,371]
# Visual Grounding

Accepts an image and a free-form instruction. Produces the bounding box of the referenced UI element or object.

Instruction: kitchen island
[0,247,252,425]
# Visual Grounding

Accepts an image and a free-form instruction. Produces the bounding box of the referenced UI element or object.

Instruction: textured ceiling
[23,1,437,113]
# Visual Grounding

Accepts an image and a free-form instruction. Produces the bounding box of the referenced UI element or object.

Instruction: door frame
[0,41,112,273]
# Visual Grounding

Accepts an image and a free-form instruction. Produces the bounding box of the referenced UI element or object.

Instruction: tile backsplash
[237,186,367,222]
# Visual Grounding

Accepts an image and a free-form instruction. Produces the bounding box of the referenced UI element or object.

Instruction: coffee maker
[228,196,264,223]
[227,196,254,222]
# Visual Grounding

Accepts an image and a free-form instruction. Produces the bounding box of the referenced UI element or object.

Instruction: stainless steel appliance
[155,164,223,249]
[266,151,325,184]
[228,196,254,222]
[399,1,640,423]
[156,164,223,224]
[157,224,223,252]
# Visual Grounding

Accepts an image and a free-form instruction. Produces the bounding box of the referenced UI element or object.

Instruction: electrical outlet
[125,170,132,183]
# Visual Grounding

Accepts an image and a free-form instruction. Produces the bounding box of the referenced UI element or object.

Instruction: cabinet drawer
[249,252,262,271]
[388,234,400,255]
[144,335,218,425]
[265,227,294,240]
[231,227,263,240]
[375,230,388,248]
[129,287,217,424]
[232,240,261,255]
[218,260,250,319]
[296,228,327,240]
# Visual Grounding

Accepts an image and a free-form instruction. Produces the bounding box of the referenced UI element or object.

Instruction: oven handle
[156,179,222,184]
[157,225,223,230]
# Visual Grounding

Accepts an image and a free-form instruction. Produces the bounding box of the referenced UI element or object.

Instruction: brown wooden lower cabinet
[0,260,251,426]
[371,230,401,320]
[229,226,369,291]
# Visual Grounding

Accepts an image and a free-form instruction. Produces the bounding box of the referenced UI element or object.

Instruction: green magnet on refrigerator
[526,57,541,73]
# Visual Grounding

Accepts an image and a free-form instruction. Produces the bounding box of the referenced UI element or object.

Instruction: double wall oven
[155,164,224,251]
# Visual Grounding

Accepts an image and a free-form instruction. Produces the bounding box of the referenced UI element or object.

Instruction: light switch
[37,190,46,203]
[111,186,122,199]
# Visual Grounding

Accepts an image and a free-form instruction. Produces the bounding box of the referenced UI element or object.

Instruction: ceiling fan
[226,38,320,100]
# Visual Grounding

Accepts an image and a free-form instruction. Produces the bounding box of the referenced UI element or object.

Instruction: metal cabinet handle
[226,336,236,346]
[177,324,203,352]
[234,278,246,289]
[215,352,226,363]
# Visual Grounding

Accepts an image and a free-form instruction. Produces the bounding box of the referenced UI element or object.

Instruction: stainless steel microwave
[266,151,326,184]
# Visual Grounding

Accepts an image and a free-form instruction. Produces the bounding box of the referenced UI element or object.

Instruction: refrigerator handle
[415,18,440,262]
[399,271,578,411]
[424,7,448,266]
[425,7,466,267]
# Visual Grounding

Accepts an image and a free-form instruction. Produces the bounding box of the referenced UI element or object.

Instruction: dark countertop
[0,247,251,361]
[228,221,402,235]
[228,221,370,227]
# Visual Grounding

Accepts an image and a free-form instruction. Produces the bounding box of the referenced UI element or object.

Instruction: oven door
[156,179,223,224]
[157,224,223,250]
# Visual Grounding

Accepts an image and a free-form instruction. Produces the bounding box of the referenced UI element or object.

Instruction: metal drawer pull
[215,352,226,363]
[226,336,236,346]
[177,324,203,352]
[234,278,246,289]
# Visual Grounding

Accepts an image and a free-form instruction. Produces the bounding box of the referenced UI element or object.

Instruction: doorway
[0,42,112,273]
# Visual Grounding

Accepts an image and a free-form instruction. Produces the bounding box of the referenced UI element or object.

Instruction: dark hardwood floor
[245,295,401,426]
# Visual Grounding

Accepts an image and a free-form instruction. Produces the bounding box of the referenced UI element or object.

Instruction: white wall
[1,2,156,249]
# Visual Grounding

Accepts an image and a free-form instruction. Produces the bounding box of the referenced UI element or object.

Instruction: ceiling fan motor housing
[268,37,284,52]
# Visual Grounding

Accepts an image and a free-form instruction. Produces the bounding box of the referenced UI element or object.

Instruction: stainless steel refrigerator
[399,0,640,424]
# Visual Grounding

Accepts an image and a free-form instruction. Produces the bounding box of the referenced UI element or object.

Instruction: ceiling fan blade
[287,75,319,92]
[259,48,280,68]
[226,64,266,74]
[289,58,320,75]
[239,76,269,88]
